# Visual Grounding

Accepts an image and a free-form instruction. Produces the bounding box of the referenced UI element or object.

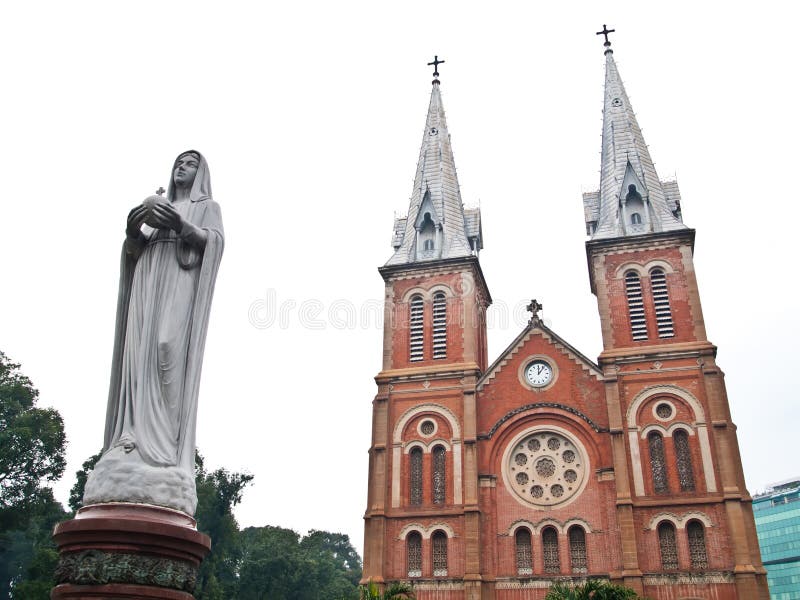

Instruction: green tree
[237,526,362,600]
[0,352,66,509]
[0,352,68,599]
[545,580,644,600]
[358,579,414,600]
[67,451,102,513]
[194,451,254,599]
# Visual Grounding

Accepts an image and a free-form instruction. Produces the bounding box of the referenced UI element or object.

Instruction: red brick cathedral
[362,38,768,600]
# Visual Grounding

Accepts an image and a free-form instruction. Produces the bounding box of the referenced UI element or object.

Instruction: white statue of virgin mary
[83,150,224,515]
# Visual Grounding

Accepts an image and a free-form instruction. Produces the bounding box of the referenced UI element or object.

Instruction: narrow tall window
[432,293,447,359]
[631,212,642,225]
[542,527,560,574]
[409,447,422,506]
[568,526,588,574]
[650,268,674,338]
[432,531,448,576]
[648,432,669,494]
[687,521,708,570]
[658,522,678,570]
[432,445,446,505]
[625,271,648,341]
[515,528,533,575]
[409,295,424,361]
[674,429,696,492]
[407,532,422,577]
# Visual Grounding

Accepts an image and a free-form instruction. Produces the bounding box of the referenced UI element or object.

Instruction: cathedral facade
[362,40,768,600]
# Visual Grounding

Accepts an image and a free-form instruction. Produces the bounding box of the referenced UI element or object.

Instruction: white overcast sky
[1,2,797,556]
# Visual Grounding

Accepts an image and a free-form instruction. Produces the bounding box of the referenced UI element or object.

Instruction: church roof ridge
[477,319,602,391]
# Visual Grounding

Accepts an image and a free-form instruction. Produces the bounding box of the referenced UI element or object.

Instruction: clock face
[525,360,553,387]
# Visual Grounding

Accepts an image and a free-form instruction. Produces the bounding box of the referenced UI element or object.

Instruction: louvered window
[432,293,447,359]
[674,429,696,492]
[625,271,648,341]
[515,528,533,575]
[568,526,588,574]
[409,295,424,361]
[407,532,422,577]
[542,527,560,574]
[648,432,669,494]
[687,521,708,570]
[432,531,448,576]
[658,522,679,570]
[432,445,446,505]
[409,447,422,506]
[650,268,675,338]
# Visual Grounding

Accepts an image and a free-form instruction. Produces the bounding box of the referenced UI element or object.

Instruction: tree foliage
[358,579,415,600]
[545,580,644,600]
[0,352,66,509]
[237,525,362,600]
[194,451,254,599]
[0,353,68,599]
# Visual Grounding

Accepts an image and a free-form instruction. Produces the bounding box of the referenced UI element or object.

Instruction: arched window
[625,271,648,341]
[515,528,533,575]
[409,447,422,506]
[432,292,447,359]
[542,527,560,574]
[409,295,424,362]
[674,429,696,492]
[432,445,446,505]
[631,212,642,225]
[407,532,422,577]
[432,530,448,576]
[650,268,674,338]
[423,239,434,251]
[687,520,708,570]
[658,522,678,570]
[568,526,588,574]
[648,431,669,494]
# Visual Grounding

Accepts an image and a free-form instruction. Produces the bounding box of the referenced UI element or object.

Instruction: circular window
[418,419,437,437]
[504,428,589,508]
[652,400,676,422]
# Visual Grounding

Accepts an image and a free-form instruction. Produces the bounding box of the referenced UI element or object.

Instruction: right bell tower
[583,27,769,598]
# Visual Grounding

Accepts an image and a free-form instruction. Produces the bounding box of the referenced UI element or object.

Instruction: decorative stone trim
[55,550,197,592]
[495,576,608,589]
[398,522,456,540]
[642,571,734,585]
[480,403,606,439]
[646,511,713,530]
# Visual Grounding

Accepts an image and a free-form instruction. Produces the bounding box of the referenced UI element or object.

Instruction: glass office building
[754,478,800,599]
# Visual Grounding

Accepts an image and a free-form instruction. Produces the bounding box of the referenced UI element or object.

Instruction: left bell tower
[362,62,491,597]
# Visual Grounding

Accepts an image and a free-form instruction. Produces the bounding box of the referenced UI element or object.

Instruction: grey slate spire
[583,42,685,239]
[386,77,482,266]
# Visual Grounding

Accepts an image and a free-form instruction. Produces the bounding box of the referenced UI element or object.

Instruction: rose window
[420,420,435,435]
[505,430,588,507]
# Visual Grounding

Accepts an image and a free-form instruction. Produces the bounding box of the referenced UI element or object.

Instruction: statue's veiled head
[167,150,213,203]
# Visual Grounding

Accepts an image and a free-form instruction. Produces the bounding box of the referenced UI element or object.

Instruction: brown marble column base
[51,503,211,600]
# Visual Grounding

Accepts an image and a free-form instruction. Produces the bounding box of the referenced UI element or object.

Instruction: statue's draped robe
[85,152,223,514]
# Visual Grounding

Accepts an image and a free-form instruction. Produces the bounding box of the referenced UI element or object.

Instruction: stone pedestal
[51,503,210,600]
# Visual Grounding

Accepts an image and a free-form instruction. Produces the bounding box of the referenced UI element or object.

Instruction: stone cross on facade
[428,55,445,79]
[526,299,543,324]
[596,24,615,48]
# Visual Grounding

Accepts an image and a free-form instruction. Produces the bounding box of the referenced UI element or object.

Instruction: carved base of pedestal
[51,503,211,600]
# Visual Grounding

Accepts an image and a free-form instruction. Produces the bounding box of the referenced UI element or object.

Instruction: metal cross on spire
[428,55,445,82]
[526,299,543,324]
[596,24,615,49]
